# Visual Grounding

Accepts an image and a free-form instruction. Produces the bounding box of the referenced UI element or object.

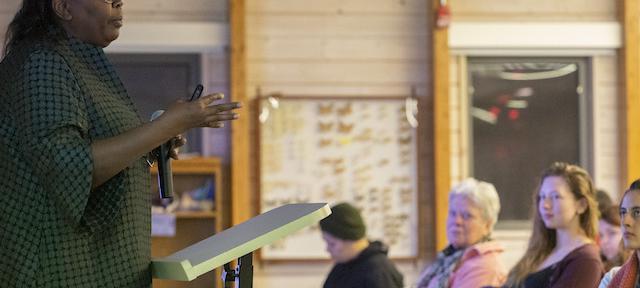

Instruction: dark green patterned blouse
[0,33,151,287]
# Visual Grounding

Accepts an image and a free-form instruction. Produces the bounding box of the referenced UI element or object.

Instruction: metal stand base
[222,252,253,288]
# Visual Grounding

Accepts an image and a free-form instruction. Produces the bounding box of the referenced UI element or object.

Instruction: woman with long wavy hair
[502,162,604,288]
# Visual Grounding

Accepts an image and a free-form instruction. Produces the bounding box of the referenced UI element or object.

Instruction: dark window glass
[468,58,588,220]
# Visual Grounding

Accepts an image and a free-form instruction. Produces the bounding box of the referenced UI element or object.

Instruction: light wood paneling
[0,0,227,36]
[248,61,428,84]
[245,0,429,96]
[248,0,427,14]
[591,55,622,198]
[449,56,469,184]
[247,36,428,60]
[1,8,15,54]
[247,15,427,37]
[452,0,617,21]
[246,85,429,97]
[123,0,227,22]
[0,0,227,53]
[0,0,20,16]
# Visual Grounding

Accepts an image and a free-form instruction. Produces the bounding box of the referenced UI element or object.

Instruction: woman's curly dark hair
[630,179,640,191]
[3,0,60,55]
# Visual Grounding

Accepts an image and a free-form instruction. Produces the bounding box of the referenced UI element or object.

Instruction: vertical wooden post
[432,0,450,251]
[230,0,251,225]
[623,0,640,186]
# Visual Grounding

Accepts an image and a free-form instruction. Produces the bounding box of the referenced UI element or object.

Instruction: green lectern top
[152,203,331,281]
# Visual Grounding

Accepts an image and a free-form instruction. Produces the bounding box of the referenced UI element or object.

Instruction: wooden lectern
[152,203,331,288]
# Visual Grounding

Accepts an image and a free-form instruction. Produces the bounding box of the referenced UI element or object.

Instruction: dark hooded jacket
[323,241,404,288]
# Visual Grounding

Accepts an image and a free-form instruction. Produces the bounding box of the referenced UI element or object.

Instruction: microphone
[150,110,173,199]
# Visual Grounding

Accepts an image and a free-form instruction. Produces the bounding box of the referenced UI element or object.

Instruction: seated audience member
[596,188,629,270]
[596,189,614,219]
[416,178,506,288]
[598,180,640,288]
[599,205,628,270]
[503,162,604,288]
[320,202,403,288]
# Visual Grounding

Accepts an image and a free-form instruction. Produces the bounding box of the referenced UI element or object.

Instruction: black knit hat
[320,203,366,240]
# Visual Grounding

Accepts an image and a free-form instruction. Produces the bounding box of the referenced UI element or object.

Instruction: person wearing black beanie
[320,202,404,288]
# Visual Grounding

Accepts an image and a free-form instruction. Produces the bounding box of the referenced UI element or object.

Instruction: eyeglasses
[101,0,122,8]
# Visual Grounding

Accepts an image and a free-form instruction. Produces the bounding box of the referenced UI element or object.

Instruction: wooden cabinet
[150,157,224,288]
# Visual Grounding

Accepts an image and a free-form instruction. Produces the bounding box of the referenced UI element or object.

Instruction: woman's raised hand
[161,92,242,133]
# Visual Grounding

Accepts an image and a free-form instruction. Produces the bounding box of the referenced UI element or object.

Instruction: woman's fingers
[170,134,187,149]
[167,135,187,159]
[197,96,241,116]
[209,102,242,113]
[171,92,242,129]
[214,112,239,120]
[204,113,239,128]
[169,147,180,160]
[206,113,238,123]
[200,93,225,104]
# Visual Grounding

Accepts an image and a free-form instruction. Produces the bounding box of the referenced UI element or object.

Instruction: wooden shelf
[174,211,217,219]
[150,157,221,175]
[152,211,217,219]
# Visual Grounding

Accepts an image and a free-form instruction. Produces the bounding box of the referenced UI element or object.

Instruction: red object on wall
[436,3,451,28]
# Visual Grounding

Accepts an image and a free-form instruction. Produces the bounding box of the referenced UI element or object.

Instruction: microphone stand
[222,252,253,288]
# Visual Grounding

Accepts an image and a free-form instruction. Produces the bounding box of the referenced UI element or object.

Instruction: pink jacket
[423,241,507,288]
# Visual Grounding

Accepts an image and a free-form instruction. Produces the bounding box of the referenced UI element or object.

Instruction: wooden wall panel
[248,61,428,84]
[592,55,623,200]
[247,36,428,60]
[1,0,227,22]
[243,85,429,97]
[124,0,227,22]
[247,15,427,37]
[248,0,427,14]
[0,0,20,14]
[0,0,227,53]
[246,0,429,96]
[449,55,469,184]
[452,0,617,21]
[0,0,18,53]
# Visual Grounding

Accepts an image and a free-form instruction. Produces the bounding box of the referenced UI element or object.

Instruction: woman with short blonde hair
[417,178,505,288]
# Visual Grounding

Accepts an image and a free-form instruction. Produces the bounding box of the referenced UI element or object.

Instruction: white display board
[259,97,418,259]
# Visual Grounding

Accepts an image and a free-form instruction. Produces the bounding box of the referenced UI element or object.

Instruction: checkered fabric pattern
[0,33,152,287]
